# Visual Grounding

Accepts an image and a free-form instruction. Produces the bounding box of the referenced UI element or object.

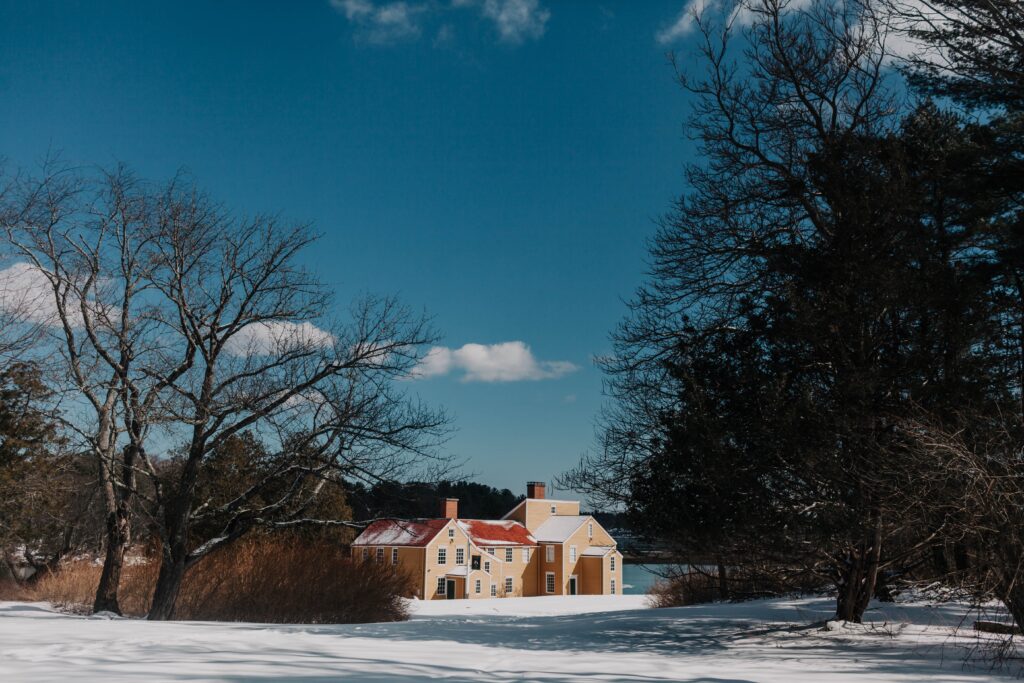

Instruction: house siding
[349,496,622,599]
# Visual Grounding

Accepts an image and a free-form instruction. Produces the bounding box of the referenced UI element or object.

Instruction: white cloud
[0,261,104,328]
[480,0,550,44]
[411,341,577,382]
[330,0,425,44]
[657,0,819,45]
[656,0,713,44]
[329,0,550,46]
[0,262,61,326]
[224,321,335,357]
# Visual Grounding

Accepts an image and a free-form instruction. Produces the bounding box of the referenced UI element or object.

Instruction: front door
[569,576,577,595]
[446,579,456,600]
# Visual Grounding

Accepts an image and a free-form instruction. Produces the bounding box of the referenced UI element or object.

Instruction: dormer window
[448,527,455,539]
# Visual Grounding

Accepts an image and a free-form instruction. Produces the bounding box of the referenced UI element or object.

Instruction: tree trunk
[148,491,190,621]
[92,407,126,614]
[148,547,186,621]
[1003,582,1024,632]
[92,507,130,613]
[148,451,200,621]
[716,557,729,601]
[835,513,883,623]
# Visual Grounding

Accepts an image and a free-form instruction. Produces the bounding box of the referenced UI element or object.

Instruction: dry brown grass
[29,537,411,623]
[648,566,828,608]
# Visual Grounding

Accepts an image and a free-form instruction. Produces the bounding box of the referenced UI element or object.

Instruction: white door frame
[569,574,578,595]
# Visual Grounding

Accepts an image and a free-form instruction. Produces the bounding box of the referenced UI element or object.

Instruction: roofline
[351,517,455,547]
[532,515,590,543]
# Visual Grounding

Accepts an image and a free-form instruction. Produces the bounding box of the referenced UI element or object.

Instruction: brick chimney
[526,481,546,500]
[439,497,459,519]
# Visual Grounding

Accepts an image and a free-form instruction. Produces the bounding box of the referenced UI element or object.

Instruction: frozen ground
[0,594,1018,682]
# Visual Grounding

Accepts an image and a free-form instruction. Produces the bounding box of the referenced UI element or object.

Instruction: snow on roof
[445,566,469,577]
[532,516,589,543]
[352,518,449,547]
[582,546,614,557]
[457,519,536,547]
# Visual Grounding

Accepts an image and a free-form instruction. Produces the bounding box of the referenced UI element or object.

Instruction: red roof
[457,519,536,547]
[352,517,537,548]
[351,518,449,547]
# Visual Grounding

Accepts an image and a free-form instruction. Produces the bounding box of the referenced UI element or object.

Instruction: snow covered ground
[0,595,1018,681]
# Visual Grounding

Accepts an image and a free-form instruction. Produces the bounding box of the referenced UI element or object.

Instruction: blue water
[622,564,662,595]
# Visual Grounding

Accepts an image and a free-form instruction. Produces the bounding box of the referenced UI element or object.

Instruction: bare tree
[138,201,449,620]
[0,163,197,614]
[894,413,1024,627]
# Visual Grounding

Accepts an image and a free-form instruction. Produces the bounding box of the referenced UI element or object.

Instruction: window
[487,548,495,555]
[610,579,616,594]
[456,548,465,565]
[376,548,385,563]
[490,584,497,597]
[569,546,577,563]
[437,547,447,565]
[545,572,555,594]
[545,545,554,563]
[522,548,529,563]
[436,577,446,595]
[484,561,491,573]
[504,577,513,594]
[475,579,481,594]
[588,523,593,538]
[361,548,369,560]
[392,548,399,565]
[610,555,616,572]
[448,527,455,539]
[471,555,481,570]
[550,505,557,514]
[504,548,513,563]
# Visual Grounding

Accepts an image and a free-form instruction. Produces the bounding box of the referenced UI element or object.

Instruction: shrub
[29,537,411,623]
[648,564,829,608]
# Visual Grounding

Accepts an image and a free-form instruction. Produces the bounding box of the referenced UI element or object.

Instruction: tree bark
[147,499,189,621]
[148,448,202,621]
[834,512,883,623]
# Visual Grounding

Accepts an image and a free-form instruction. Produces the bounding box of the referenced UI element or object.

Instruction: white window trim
[490,584,497,597]
[504,577,513,594]
[456,547,466,565]
[392,548,399,564]
[545,571,555,594]
[437,547,447,565]
[436,577,446,595]
[362,548,369,560]
[475,579,481,594]
[484,560,491,573]
[545,545,554,563]
[522,548,529,563]
[448,527,455,538]
[504,548,513,563]
[610,555,616,572]
[569,546,577,563]
[550,504,557,514]
[610,579,616,594]
[588,523,593,538]
[376,548,385,563]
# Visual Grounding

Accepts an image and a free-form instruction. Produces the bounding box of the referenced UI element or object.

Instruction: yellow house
[351,481,623,599]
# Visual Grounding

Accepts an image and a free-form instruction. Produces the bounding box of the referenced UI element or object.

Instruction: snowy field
[0,594,1018,682]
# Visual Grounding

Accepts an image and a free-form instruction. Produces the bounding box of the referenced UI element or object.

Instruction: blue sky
[0,0,701,496]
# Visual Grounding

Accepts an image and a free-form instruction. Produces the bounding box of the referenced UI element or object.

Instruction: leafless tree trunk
[139,200,449,620]
[1,163,169,614]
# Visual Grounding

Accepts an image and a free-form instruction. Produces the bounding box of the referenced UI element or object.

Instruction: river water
[621,563,662,595]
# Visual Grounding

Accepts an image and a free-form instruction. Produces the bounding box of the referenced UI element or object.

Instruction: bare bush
[29,537,410,623]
